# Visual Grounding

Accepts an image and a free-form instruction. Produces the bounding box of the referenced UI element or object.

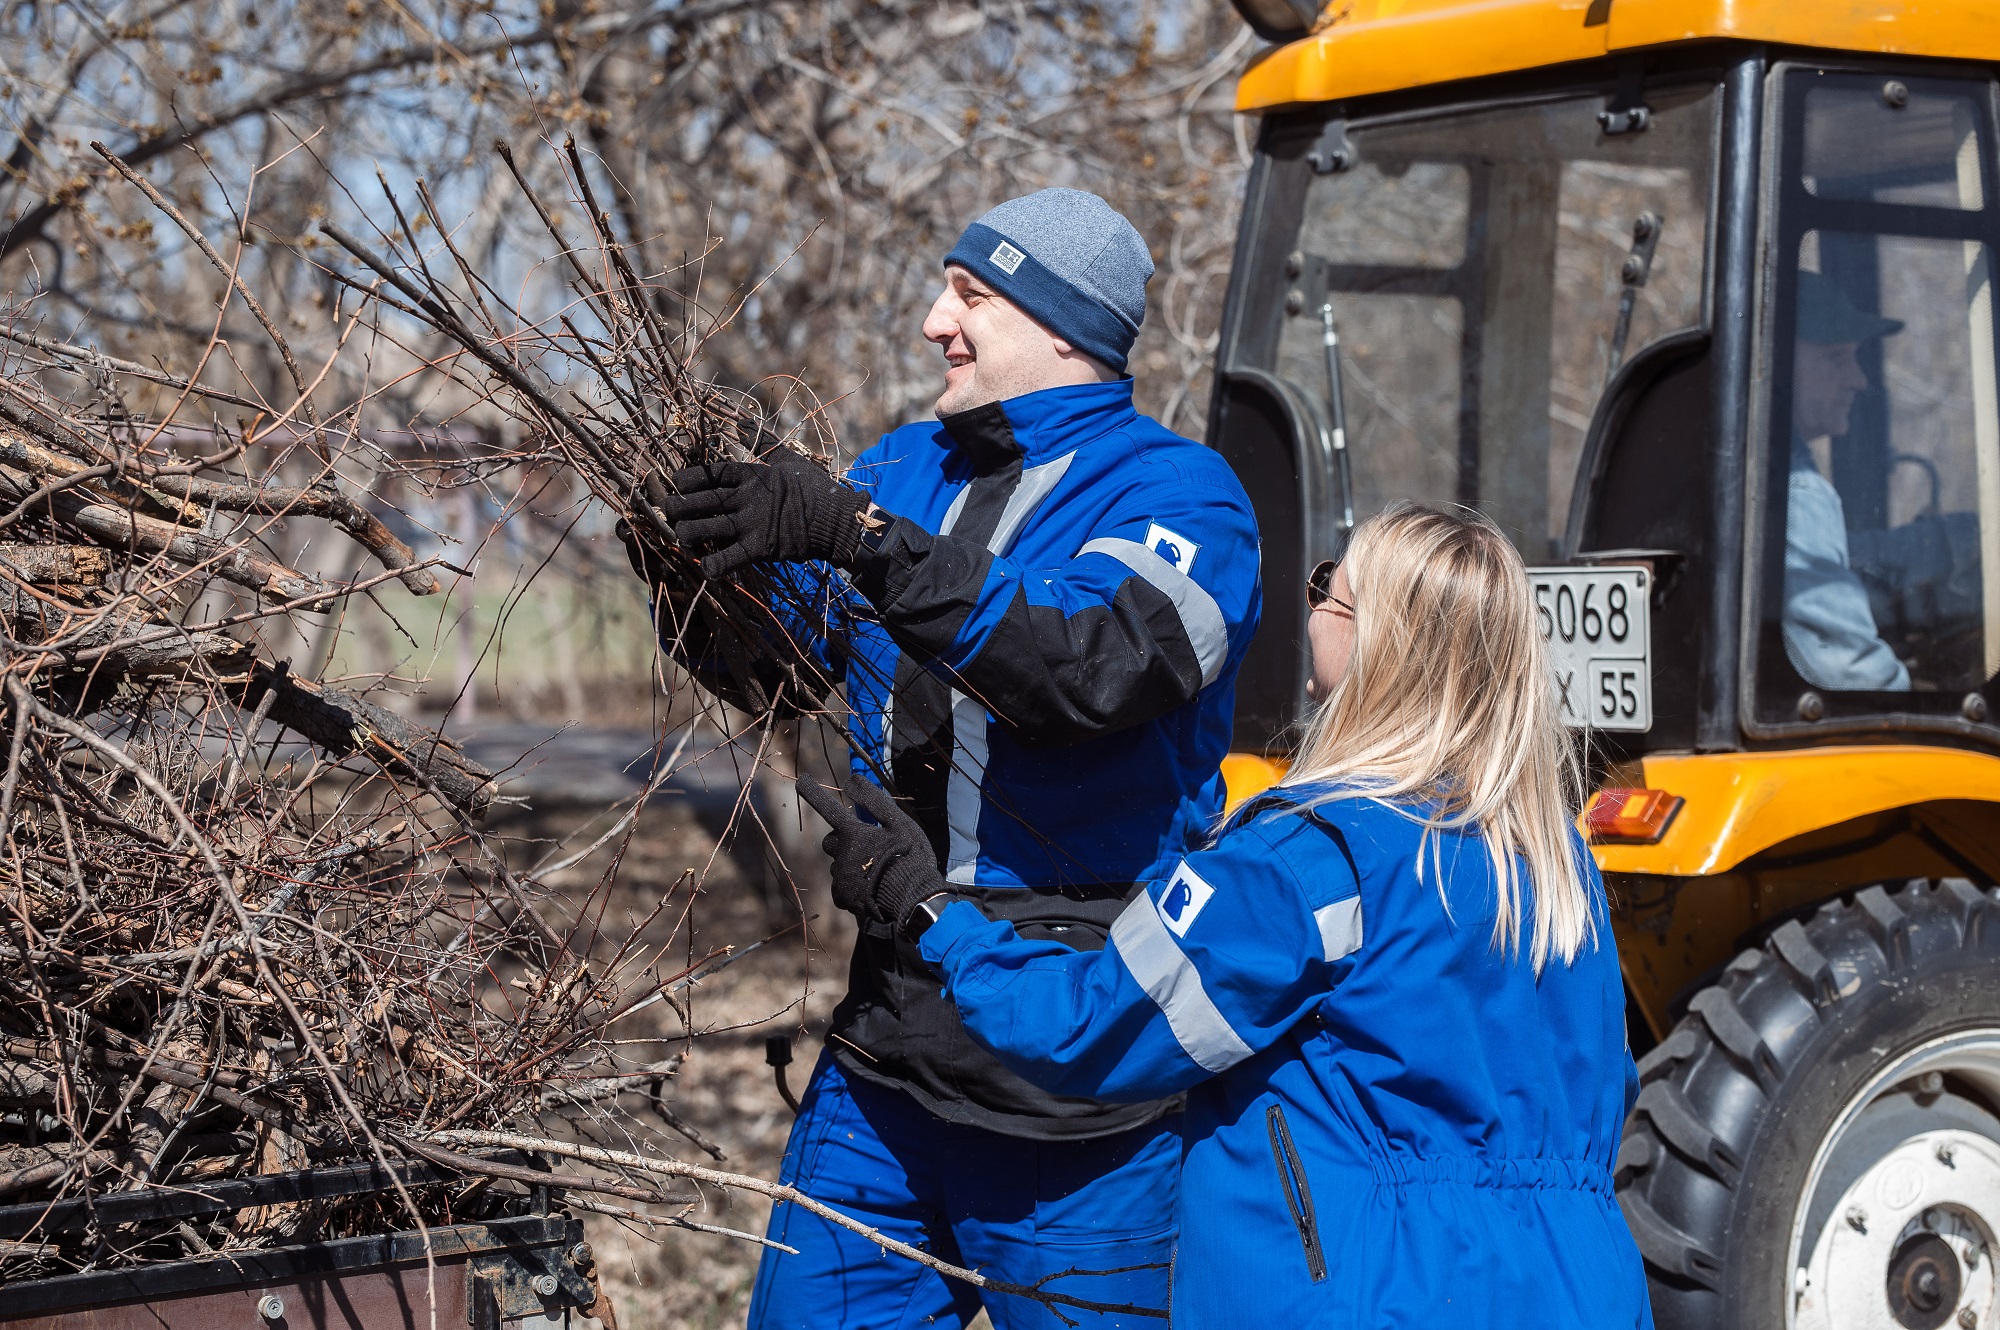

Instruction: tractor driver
[625,189,1262,1328]
[1783,270,1912,692]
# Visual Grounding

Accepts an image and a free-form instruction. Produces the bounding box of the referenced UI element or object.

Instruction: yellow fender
[1222,745,2000,878]
[1594,746,2000,877]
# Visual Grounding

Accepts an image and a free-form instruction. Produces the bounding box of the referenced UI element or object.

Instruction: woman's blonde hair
[1284,502,1595,971]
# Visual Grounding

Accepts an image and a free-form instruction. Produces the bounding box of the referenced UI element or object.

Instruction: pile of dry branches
[0,156,770,1277]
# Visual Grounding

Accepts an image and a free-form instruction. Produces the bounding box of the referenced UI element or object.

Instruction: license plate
[1526,565,1651,732]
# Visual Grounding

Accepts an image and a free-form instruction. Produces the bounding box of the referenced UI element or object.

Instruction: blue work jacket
[920,786,1652,1326]
[767,379,1262,1135]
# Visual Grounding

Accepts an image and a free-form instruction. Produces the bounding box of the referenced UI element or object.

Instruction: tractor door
[1587,59,2000,1330]
[1746,65,2000,742]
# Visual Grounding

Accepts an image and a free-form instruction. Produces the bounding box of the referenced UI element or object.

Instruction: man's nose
[921,291,960,346]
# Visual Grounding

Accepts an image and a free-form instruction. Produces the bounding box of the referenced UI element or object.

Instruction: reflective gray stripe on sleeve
[943,688,989,885]
[988,451,1076,556]
[1313,896,1364,963]
[1109,892,1255,1073]
[1076,537,1229,686]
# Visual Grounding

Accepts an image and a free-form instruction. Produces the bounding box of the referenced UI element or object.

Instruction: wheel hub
[1792,1033,2000,1330]
[1888,1232,1964,1329]
[1797,1128,1999,1329]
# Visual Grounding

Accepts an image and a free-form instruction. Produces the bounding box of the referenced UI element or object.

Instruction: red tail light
[1585,788,1684,844]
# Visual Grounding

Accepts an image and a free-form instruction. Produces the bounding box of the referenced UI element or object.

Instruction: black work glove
[659,447,871,579]
[796,775,949,940]
[617,483,839,720]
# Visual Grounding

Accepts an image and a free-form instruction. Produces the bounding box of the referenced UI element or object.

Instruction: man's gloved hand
[659,447,872,579]
[796,775,949,939]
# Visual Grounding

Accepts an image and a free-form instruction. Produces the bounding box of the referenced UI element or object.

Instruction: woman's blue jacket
[918,785,1653,1328]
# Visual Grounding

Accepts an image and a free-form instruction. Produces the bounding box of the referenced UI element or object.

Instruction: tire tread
[1770,919,1835,1004]
[1615,877,1999,1328]
[1687,986,1781,1094]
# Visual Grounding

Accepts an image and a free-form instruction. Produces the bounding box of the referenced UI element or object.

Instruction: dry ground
[493,789,853,1330]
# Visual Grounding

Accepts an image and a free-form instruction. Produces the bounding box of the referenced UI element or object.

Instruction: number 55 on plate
[1526,566,1652,733]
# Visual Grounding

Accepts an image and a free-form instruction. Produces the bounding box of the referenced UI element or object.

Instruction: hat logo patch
[989,241,1026,275]
[1144,523,1199,575]
[1158,861,1214,938]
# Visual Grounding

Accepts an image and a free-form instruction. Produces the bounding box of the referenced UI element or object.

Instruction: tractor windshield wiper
[1319,300,1356,531]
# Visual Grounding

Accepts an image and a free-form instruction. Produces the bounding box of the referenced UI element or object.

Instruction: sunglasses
[1307,559,1354,614]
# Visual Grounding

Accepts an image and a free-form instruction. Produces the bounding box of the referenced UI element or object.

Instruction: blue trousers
[746,1054,1179,1330]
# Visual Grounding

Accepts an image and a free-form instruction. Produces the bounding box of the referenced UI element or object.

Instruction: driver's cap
[1797,270,1905,345]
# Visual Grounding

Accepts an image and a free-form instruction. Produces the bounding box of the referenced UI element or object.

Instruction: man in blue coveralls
[628,188,1261,1328]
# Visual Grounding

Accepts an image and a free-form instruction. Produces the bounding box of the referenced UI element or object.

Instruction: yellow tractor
[1207,1,2000,1325]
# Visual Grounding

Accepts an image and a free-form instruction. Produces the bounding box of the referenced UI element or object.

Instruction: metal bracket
[1603,211,1664,384]
[466,1240,596,1325]
[1307,119,1353,175]
[1599,65,1651,136]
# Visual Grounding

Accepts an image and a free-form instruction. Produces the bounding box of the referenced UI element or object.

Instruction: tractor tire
[1616,878,2000,1330]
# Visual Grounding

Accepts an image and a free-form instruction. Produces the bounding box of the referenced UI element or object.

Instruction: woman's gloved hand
[796,776,951,940]
[658,447,872,578]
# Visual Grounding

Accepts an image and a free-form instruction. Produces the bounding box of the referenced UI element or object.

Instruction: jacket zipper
[1265,1104,1328,1282]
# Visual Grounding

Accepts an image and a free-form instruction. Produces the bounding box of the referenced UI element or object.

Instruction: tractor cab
[1210,4,2000,1327]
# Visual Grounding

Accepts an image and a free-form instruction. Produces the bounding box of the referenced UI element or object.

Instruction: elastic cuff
[916,900,998,968]
[808,487,869,568]
[846,514,932,606]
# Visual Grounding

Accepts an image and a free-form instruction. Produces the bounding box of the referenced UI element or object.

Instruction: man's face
[1793,339,1871,441]
[922,266,1082,417]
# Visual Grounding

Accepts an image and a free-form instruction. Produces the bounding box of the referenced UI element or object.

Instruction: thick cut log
[0,544,108,586]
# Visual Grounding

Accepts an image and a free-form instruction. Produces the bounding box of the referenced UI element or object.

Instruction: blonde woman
[800,502,1649,1328]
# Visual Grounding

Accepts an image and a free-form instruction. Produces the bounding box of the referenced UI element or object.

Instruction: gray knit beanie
[942,188,1153,372]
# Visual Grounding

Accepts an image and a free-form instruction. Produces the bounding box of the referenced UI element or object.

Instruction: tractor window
[1758,70,2000,722]
[1803,83,1986,210]
[1273,85,1717,560]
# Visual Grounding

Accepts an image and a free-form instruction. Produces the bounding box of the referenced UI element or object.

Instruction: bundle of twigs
[314,137,845,723]
[0,465,731,1273]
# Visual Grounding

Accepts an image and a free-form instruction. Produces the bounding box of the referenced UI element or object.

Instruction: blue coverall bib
[921,787,1653,1328]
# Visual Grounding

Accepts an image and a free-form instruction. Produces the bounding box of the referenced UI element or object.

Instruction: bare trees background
[0,0,1248,624]
[0,1,1253,727]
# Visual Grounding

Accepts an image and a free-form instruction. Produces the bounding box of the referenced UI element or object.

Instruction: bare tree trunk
[451,487,480,725]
